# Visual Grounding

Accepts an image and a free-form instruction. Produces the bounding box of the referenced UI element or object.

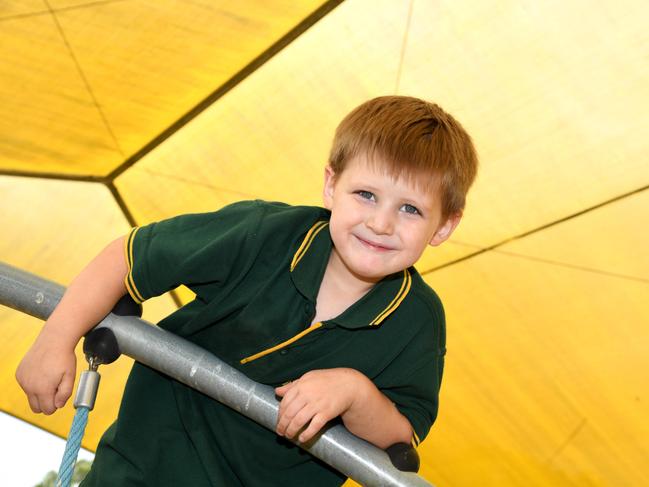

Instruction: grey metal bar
[0,261,433,487]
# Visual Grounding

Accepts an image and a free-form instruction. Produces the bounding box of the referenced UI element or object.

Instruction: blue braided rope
[56,406,89,487]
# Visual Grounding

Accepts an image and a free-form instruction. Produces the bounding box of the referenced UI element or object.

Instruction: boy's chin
[334,248,409,283]
[347,262,400,283]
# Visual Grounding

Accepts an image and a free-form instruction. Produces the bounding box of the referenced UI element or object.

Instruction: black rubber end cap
[111,294,143,318]
[82,295,140,365]
[83,327,121,365]
[386,442,420,473]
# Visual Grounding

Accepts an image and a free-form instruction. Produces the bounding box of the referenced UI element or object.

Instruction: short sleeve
[124,200,263,303]
[376,293,446,447]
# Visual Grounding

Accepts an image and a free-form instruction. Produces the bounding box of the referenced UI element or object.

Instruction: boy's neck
[324,248,381,297]
[311,249,380,325]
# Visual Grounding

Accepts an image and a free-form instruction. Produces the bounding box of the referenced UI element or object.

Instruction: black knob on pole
[83,327,120,366]
[82,294,140,366]
[385,442,420,472]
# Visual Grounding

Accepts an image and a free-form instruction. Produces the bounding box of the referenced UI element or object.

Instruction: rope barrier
[56,406,89,487]
[56,362,102,487]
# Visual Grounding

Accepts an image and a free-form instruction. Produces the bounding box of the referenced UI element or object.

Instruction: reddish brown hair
[329,96,478,219]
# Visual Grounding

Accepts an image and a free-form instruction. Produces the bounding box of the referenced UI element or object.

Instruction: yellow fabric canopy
[1,0,647,485]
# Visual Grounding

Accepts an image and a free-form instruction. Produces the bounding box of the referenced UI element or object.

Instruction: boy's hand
[15,235,128,416]
[15,328,77,415]
[275,368,361,444]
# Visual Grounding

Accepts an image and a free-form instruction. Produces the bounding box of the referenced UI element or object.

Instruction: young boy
[16,96,478,486]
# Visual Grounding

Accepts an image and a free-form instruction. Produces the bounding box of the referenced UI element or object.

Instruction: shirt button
[279,349,289,355]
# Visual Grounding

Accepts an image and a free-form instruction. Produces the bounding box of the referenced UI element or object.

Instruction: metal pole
[0,262,433,487]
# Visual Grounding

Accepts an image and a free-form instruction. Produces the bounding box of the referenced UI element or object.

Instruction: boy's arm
[15,236,128,415]
[275,368,412,449]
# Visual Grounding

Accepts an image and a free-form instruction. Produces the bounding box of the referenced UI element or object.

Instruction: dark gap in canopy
[106,182,136,228]
[0,169,106,182]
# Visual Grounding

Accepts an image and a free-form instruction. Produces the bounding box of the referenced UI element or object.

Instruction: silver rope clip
[73,357,101,410]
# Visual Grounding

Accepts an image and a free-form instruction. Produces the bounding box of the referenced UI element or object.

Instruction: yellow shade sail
[1,0,648,484]
[0,176,178,449]
[0,0,330,176]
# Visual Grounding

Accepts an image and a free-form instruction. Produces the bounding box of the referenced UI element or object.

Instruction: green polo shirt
[82,200,446,487]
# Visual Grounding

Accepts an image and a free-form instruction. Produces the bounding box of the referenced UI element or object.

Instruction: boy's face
[323,154,461,283]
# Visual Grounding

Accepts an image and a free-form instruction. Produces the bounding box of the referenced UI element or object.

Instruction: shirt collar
[289,219,413,329]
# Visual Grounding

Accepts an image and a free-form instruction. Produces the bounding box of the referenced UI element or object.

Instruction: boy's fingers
[277,396,305,436]
[275,381,294,397]
[285,406,315,439]
[277,402,298,435]
[55,372,74,409]
[35,378,61,415]
[36,392,56,415]
[276,385,299,423]
[27,394,41,414]
[298,413,328,444]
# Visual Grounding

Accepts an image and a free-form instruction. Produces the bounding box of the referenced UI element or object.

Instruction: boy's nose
[366,209,394,235]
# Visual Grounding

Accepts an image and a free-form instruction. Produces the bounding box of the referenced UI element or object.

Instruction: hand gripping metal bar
[0,261,433,487]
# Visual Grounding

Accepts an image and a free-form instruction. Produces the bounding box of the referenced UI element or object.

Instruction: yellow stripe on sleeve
[124,227,145,304]
[412,430,421,446]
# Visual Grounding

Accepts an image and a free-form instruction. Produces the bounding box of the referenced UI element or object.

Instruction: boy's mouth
[354,235,394,252]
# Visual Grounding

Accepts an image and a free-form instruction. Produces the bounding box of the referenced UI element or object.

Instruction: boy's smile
[323,154,461,286]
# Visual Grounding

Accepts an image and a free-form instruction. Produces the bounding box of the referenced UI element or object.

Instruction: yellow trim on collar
[124,227,145,304]
[240,322,323,364]
[289,220,411,327]
[370,269,412,326]
[290,221,329,271]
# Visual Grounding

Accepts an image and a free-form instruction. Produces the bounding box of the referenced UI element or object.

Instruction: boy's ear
[429,212,462,247]
[323,165,337,209]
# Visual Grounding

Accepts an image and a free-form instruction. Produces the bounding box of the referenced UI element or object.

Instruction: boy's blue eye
[356,190,375,201]
[401,204,420,215]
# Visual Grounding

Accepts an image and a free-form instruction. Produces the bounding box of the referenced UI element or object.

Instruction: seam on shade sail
[394,0,414,95]
[546,417,588,464]
[0,170,107,182]
[421,182,649,276]
[134,168,257,200]
[0,0,128,23]
[44,0,124,158]
[106,0,346,181]
[491,249,649,284]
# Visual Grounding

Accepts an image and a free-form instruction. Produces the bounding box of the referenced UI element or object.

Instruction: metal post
[0,262,433,487]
